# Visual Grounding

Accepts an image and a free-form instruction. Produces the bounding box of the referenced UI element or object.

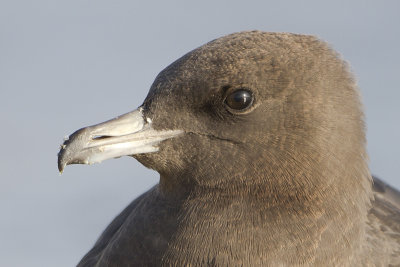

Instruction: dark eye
[225,89,254,111]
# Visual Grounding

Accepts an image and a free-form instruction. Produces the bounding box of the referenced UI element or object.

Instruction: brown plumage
[58,31,400,266]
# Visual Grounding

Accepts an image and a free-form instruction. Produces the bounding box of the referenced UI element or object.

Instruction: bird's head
[58,31,371,207]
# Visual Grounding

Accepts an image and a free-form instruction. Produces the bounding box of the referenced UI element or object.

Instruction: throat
[158,175,194,201]
[158,182,369,265]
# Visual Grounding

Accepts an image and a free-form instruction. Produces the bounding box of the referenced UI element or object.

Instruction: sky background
[1,1,399,266]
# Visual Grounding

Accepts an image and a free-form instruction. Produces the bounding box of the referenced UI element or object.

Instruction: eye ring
[224,89,254,112]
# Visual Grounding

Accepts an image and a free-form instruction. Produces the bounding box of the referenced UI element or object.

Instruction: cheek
[134,133,250,180]
[133,137,195,174]
[132,154,160,170]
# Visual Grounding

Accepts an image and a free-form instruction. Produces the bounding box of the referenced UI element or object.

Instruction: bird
[58,31,400,266]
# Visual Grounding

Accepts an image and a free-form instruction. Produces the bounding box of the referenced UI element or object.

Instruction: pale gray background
[1,0,399,266]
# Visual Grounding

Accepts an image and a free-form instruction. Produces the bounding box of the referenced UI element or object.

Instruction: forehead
[148,32,327,101]
[151,36,271,91]
[157,32,322,77]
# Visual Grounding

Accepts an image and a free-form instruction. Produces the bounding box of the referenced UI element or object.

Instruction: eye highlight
[225,89,254,111]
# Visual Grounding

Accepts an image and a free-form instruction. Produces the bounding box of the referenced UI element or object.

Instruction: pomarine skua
[58,31,400,266]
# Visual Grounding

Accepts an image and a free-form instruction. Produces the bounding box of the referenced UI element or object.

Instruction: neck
[158,155,372,265]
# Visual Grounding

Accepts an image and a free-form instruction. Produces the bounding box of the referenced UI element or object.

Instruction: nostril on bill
[92,135,112,140]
